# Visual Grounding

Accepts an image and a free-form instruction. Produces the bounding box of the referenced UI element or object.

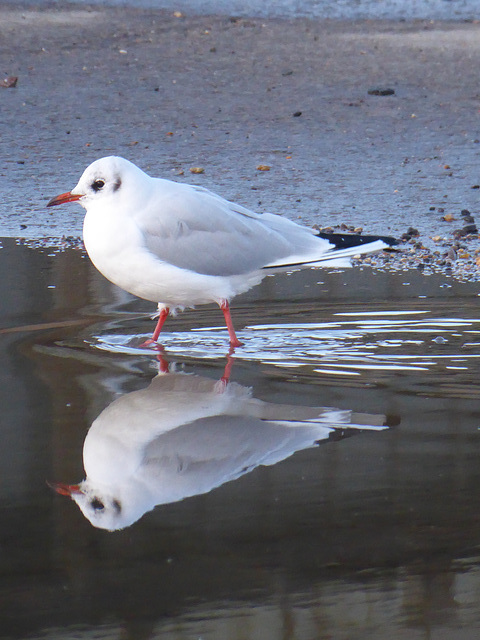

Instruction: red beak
[47,481,83,497]
[47,191,82,207]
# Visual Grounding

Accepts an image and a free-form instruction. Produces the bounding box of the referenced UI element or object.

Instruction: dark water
[2,237,480,639]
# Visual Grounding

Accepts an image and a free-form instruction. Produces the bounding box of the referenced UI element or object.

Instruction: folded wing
[134,180,333,276]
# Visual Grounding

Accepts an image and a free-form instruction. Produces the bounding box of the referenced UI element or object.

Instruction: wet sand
[1,4,480,274]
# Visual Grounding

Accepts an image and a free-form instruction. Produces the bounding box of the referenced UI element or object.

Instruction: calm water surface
[2,237,480,639]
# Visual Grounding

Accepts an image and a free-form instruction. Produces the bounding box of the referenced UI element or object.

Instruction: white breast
[83,207,263,307]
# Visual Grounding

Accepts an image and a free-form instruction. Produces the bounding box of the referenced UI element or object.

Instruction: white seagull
[47,156,393,347]
[49,370,388,530]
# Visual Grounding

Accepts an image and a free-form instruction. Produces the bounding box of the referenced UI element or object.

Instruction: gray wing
[133,180,330,276]
[141,415,327,500]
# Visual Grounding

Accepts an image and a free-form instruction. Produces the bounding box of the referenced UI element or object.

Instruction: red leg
[140,307,170,348]
[220,300,243,348]
[155,345,170,373]
[152,307,170,342]
[219,353,235,386]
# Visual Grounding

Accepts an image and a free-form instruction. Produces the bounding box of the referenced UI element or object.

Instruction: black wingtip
[317,232,399,249]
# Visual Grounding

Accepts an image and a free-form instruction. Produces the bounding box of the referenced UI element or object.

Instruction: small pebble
[1,76,17,88]
[447,248,457,261]
[368,87,395,96]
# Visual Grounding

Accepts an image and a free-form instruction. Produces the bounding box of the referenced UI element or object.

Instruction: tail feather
[264,239,388,270]
[317,232,399,249]
[312,239,387,262]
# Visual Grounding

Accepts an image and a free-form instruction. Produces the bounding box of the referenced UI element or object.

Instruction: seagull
[49,369,388,530]
[47,156,395,347]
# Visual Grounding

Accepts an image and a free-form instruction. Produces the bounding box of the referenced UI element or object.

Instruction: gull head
[47,156,149,210]
[48,480,130,531]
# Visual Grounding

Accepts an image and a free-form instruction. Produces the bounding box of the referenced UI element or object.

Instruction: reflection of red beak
[46,191,82,207]
[47,481,82,497]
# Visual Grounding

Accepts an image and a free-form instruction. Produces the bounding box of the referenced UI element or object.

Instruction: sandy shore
[1,4,480,277]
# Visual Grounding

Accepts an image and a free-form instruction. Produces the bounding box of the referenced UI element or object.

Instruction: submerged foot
[138,337,157,348]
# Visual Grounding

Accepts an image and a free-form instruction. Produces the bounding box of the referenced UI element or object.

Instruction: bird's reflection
[51,361,390,531]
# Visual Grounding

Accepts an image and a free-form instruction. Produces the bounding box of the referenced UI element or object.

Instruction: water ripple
[91,311,480,386]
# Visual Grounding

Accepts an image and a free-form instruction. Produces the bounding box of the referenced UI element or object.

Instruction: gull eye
[90,497,105,511]
[92,179,105,192]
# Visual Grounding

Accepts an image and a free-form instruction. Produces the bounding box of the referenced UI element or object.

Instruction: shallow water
[2,237,480,639]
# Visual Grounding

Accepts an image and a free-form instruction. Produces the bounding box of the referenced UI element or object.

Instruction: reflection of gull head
[51,372,388,531]
[51,481,130,533]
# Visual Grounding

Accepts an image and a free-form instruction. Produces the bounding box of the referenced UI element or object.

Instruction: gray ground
[1,4,480,275]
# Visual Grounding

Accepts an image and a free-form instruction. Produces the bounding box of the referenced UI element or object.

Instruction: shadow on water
[2,237,480,639]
